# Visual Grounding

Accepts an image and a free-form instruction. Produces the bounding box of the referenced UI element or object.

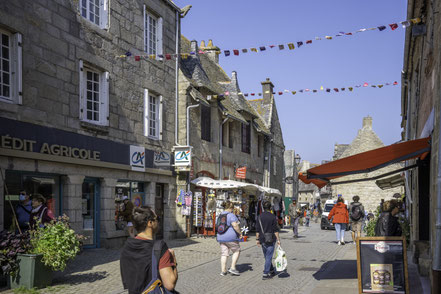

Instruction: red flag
[393,81,398,85]
[269,45,275,48]
[389,23,398,30]
[251,93,255,96]
[306,40,312,44]
[363,82,369,87]
[233,50,239,56]
[334,88,339,92]
[135,56,141,61]
[345,33,353,35]
[278,92,283,95]
[165,54,171,60]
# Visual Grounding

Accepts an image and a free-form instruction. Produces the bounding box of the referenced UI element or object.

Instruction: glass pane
[82,182,95,245]
[3,85,9,97]
[1,34,9,45]
[93,111,98,121]
[87,111,92,120]
[87,71,92,80]
[87,101,92,110]
[2,47,9,59]
[3,72,9,85]
[2,59,9,71]
[93,91,99,102]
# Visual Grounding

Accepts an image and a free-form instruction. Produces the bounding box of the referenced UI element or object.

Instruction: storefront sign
[130,145,145,172]
[154,151,171,167]
[0,117,172,173]
[1,135,101,161]
[236,166,247,179]
[173,146,192,171]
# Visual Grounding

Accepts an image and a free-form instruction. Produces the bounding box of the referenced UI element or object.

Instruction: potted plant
[1,215,84,290]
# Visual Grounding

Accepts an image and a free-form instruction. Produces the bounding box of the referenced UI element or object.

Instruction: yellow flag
[411,18,421,24]
[287,43,295,50]
[349,87,353,91]
[292,91,296,95]
[265,91,270,93]
[149,55,156,60]
[325,36,332,40]
[378,85,383,88]
[181,53,189,59]
[320,86,324,91]
[251,48,257,52]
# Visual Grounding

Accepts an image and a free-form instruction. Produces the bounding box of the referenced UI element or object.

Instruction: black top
[375,212,402,237]
[120,238,168,294]
[257,211,279,244]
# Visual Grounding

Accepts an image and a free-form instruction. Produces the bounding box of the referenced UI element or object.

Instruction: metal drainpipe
[175,10,180,146]
[434,92,441,279]
[219,117,229,180]
[267,139,272,187]
[186,104,199,146]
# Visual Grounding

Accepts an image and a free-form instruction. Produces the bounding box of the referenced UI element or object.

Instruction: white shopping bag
[272,245,287,271]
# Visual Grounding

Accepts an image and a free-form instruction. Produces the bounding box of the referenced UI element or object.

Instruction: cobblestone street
[1,222,360,294]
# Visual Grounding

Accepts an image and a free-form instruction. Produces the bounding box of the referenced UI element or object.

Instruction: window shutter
[79,60,84,120]
[12,33,22,104]
[159,95,163,140]
[100,71,110,126]
[100,0,109,29]
[143,5,146,52]
[157,17,163,59]
[144,89,149,136]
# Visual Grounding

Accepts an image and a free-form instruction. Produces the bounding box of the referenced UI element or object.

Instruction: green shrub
[29,215,84,272]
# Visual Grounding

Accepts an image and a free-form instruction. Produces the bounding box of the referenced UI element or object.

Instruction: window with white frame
[79,60,109,126]
[0,29,22,104]
[80,0,109,29]
[144,89,163,140]
[144,7,163,56]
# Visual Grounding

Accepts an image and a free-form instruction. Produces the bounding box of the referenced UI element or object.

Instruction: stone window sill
[80,121,109,135]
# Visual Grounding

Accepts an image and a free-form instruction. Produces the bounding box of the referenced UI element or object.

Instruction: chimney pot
[362,116,373,129]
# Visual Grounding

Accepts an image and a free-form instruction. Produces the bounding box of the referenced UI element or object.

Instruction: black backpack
[350,204,363,221]
[216,213,230,234]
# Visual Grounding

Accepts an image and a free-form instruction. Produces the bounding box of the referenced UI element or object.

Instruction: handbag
[258,216,273,244]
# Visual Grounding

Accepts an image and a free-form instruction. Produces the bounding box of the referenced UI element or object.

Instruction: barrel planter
[9,254,52,289]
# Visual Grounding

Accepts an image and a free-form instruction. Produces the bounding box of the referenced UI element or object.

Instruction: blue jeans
[261,243,275,274]
[335,223,347,241]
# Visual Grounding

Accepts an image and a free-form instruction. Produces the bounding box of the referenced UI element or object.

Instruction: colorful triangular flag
[389,23,399,30]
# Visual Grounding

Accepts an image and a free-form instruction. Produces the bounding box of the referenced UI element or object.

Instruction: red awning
[300,137,430,187]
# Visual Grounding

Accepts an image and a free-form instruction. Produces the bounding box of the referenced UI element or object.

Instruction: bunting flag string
[116,18,421,61]
[205,81,399,99]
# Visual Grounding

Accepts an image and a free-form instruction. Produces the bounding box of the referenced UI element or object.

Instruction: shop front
[187,177,282,237]
[0,117,177,248]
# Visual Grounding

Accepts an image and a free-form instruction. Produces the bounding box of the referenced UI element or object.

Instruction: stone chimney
[362,116,372,129]
[200,39,220,63]
[261,78,274,104]
[231,71,239,90]
[190,40,198,57]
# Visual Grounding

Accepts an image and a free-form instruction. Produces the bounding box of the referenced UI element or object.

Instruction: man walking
[16,190,32,231]
[288,199,300,238]
[256,201,281,280]
[349,195,365,243]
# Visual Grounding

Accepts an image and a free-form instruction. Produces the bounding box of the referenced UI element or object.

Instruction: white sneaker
[338,241,342,245]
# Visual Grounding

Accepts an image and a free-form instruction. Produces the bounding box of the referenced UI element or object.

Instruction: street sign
[154,151,170,167]
[236,166,246,179]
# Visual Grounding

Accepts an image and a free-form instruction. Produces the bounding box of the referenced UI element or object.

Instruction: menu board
[356,237,409,294]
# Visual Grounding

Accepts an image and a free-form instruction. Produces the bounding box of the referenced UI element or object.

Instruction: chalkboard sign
[356,237,409,294]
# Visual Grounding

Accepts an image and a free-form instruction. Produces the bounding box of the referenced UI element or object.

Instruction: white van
[320,199,349,230]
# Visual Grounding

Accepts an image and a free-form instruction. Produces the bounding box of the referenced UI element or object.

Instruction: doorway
[82,178,100,248]
[155,184,164,239]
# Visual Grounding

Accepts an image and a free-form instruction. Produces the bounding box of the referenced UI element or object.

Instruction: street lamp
[294,154,301,165]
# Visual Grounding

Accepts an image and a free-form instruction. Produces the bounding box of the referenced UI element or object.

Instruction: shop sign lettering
[1,135,100,161]
[130,145,145,172]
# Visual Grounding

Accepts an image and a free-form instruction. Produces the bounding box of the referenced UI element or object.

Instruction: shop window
[3,171,60,231]
[144,7,163,56]
[201,104,211,141]
[115,181,145,231]
[0,29,22,104]
[241,121,251,154]
[79,0,109,29]
[79,60,109,126]
[144,89,163,140]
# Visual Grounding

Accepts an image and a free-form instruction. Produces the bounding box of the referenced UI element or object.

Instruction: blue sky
[176,0,408,163]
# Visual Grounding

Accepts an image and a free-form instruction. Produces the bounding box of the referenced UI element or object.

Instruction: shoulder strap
[39,207,47,220]
[151,240,163,281]
[258,215,265,234]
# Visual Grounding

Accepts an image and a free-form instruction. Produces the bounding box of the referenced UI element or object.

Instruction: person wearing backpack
[216,201,243,276]
[120,206,178,294]
[256,200,281,280]
[349,195,365,243]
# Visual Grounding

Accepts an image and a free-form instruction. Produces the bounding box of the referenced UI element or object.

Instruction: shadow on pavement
[277,271,290,278]
[52,271,109,285]
[57,249,121,274]
[313,260,357,280]
[236,263,253,273]
[167,238,200,249]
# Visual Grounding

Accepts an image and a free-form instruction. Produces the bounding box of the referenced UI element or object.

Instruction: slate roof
[248,99,273,127]
[219,99,247,124]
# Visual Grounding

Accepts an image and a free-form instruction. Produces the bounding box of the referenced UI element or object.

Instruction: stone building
[0,0,182,248]
[177,38,285,235]
[401,0,441,289]
[330,117,403,212]
[284,150,298,201]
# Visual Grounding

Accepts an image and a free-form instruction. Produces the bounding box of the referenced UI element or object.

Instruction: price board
[356,236,409,294]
